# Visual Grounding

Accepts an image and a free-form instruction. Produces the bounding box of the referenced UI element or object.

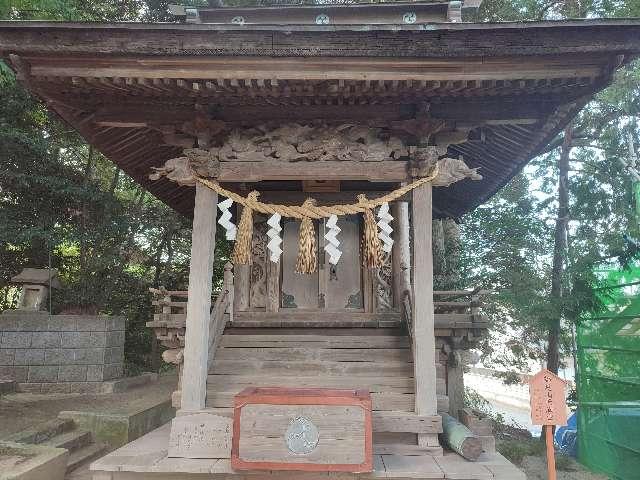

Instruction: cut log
[439,413,482,461]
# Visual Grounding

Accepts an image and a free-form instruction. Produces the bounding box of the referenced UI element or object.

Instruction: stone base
[59,396,175,449]
[0,441,68,480]
[91,423,526,480]
[0,312,125,389]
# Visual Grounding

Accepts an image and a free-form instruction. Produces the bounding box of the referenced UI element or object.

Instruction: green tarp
[577,266,640,479]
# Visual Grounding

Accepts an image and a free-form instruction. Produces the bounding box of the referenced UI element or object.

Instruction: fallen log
[440,413,483,461]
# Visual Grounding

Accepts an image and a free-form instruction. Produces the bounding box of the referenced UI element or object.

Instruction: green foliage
[497,438,545,466]
[458,1,640,381]
[0,1,228,372]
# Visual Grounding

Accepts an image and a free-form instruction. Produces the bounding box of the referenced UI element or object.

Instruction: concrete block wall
[0,311,125,393]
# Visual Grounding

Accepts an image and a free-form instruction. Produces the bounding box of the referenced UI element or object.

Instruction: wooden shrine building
[1,2,640,479]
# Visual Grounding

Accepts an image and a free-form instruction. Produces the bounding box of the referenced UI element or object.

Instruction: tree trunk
[547,125,572,374]
[109,167,121,194]
[79,146,94,309]
[443,218,462,289]
[433,219,446,287]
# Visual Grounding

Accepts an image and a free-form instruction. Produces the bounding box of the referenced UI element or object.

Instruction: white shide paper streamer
[266,212,283,263]
[217,198,237,241]
[377,202,394,253]
[324,214,342,265]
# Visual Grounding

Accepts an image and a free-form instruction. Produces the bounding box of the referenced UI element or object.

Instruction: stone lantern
[10,268,61,311]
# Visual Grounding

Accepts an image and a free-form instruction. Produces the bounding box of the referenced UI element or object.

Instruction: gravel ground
[521,455,608,480]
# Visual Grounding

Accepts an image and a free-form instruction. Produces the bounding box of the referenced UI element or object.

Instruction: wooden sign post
[529,369,568,480]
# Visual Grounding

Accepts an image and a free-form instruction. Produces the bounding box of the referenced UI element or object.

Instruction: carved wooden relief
[249,217,267,309]
[375,252,394,312]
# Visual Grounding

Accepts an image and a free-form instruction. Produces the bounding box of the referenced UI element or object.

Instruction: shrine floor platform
[90,423,526,480]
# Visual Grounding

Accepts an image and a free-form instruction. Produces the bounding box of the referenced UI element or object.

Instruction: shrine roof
[1,18,639,218]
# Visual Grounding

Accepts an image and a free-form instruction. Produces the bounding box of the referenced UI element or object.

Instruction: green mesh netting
[577,265,640,480]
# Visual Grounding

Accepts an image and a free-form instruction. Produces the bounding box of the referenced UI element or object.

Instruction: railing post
[224,261,234,323]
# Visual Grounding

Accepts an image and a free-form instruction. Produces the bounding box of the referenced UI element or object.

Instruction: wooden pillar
[411,183,439,446]
[392,201,411,308]
[447,350,465,420]
[180,182,218,411]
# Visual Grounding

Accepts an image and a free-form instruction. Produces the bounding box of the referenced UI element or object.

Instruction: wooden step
[41,429,92,451]
[216,346,411,362]
[373,412,443,434]
[207,374,446,395]
[207,374,415,393]
[232,311,401,328]
[211,359,414,376]
[205,390,449,412]
[220,334,410,349]
[66,442,107,473]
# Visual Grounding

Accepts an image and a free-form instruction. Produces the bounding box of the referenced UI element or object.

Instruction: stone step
[41,429,92,452]
[66,442,107,473]
[7,418,75,444]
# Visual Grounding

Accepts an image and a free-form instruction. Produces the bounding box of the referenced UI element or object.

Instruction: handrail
[207,289,230,370]
[401,290,413,339]
[207,262,234,371]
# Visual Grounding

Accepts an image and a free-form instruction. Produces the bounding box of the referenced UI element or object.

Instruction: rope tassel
[231,191,259,265]
[296,199,318,274]
[359,194,383,269]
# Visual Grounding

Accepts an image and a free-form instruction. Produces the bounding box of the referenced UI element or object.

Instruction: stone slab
[30,332,62,348]
[1,332,32,348]
[0,441,68,480]
[27,366,58,383]
[91,423,525,480]
[0,366,27,382]
[434,456,492,479]
[14,349,45,366]
[102,372,157,393]
[0,348,15,365]
[381,454,445,478]
[168,413,232,459]
[46,316,77,332]
[60,394,174,449]
[58,365,88,382]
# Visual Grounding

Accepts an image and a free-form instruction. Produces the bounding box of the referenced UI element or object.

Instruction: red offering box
[231,387,373,472]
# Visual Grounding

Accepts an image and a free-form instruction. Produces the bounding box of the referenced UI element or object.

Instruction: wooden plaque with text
[231,387,372,472]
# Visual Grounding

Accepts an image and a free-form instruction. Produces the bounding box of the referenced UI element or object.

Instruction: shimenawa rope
[196,165,438,273]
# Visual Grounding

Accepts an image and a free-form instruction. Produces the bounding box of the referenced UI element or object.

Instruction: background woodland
[1,0,638,376]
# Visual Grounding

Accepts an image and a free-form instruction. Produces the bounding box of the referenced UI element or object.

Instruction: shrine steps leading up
[92,328,526,479]
[204,327,448,455]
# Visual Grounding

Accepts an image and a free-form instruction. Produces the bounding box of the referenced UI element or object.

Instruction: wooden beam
[180,182,218,411]
[410,183,438,445]
[217,161,410,182]
[446,350,465,420]
[87,97,555,126]
[27,55,605,81]
[1,22,639,61]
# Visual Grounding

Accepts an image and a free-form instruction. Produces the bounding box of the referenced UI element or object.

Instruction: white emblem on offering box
[285,416,319,454]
